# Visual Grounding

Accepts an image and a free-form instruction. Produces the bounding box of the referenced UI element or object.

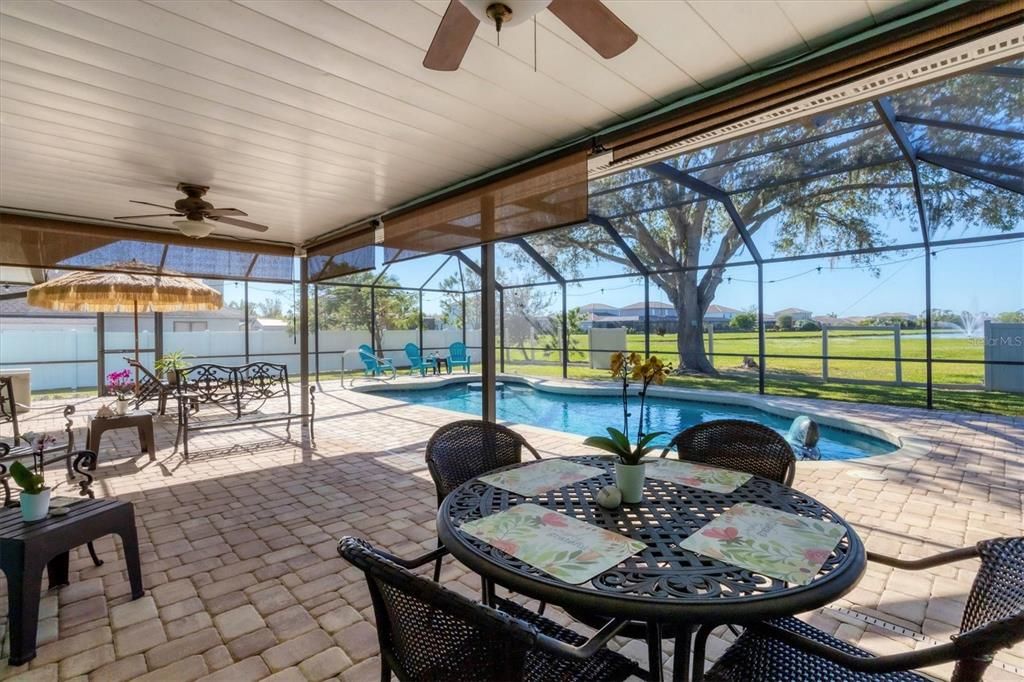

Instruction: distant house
[579,303,621,317]
[773,307,813,322]
[705,304,741,323]
[249,318,289,332]
[622,301,676,319]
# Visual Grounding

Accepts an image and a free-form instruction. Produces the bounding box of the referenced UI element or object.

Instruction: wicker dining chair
[699,536,1024,682]
[425,420,541,582]
[660,419,797,486]
[338,536,642,682]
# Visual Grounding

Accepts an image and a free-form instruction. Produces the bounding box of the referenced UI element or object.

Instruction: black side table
[433,357,450,375]
[0,499,145,665]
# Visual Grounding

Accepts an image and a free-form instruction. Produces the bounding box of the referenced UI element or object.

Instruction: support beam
[875,96,934,408]
[243,282,250,362]
[918,153,1024,195]
[647,162,762,263]
[481,242,497,422]
[589,215,649,273]
[561,283,568,378]
[454,251,503,292]
[299,259,310,427]
[513,238,565,284]
[917,152,1024,179]
[894,114,1024,141]
[96,312,105,398]
[313,284,320,383]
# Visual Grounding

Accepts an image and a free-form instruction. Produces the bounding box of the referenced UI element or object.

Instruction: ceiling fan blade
[114,213,184,220]
[548,0,637,59]
[204,208,248,217]
[209,215,269,232]
[423,0,479,71]
[129,200,178,210]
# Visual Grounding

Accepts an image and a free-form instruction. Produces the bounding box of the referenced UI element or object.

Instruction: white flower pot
[20,488,51,522]
[115,399,131,416]
[615,461,646,504]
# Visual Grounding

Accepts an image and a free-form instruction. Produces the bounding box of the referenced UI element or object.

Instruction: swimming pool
[374,382,897,460]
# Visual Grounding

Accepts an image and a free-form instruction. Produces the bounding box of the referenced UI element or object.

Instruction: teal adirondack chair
[448,342,471,373]
[358,344,396,378]
[404,343,430,377]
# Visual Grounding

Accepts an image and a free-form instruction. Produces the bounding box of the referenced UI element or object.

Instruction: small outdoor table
[432,357,450,375]
[87,410,156,468]
[437,455,866,682]
[0,499,145,665]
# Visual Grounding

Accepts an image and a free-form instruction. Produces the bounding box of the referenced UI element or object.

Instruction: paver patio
[1,376,1021,681]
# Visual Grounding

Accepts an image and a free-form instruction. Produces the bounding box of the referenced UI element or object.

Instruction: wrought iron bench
[173,362,314,459]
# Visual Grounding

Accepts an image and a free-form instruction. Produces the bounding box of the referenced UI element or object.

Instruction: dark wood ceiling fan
[113,183,269,237]
[424,0,638,71]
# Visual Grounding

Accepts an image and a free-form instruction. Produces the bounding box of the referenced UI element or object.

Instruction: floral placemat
[460,503,646,585]
[478,459,603,497]
[643,459,753,494]
[680,503,846,585]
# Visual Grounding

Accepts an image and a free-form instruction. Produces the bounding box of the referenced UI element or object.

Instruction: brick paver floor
[1,375,1021,681]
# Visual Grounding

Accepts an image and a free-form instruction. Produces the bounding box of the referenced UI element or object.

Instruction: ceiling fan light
[463,0,550,28]
[173,219,214,239]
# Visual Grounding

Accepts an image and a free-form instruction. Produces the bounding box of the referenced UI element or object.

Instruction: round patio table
[436,454,865,682]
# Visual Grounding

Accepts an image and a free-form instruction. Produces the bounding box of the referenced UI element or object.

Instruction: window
[172,321,208,333]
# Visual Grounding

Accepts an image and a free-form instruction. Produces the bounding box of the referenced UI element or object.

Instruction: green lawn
[500,330,1022,416]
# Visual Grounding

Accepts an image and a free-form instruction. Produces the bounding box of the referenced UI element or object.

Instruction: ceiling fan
[113,183,270,239]
[424,0,637,71]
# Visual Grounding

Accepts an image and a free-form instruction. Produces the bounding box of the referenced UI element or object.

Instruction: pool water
[377,383,897,461]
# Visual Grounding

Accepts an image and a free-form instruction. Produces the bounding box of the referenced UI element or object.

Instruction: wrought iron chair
[660,418,797,486]
[699,536,1024,682]
[0,376,23,444]
[338,536,642,682]
[425,419,541,582]
[125,357,176,415]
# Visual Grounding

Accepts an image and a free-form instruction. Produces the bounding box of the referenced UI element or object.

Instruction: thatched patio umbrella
[27,260,222,386]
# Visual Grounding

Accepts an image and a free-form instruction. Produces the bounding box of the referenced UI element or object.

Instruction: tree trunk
[673,270,717,374]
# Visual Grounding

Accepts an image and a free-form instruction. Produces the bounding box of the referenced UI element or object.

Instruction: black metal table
[0,499,145,665]
[437,455,865,682]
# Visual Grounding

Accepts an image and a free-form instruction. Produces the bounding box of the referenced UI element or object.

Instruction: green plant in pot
[584,352,670,503]
[10,455,51,522]
[155,350,192,385]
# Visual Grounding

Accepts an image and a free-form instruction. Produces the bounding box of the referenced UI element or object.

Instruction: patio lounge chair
[700,536,1024,682]
[0,376,22,443]
[660,418,796,486]
[448,341,471,373]
[338,536,641,682]
[425,420,541,582]
[403,343,429,377]
[358,344,396,379]
[125,357,176,416]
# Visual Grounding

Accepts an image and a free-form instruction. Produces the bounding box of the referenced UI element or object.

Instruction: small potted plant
[10,433,56,521]
[155,350,192,386]
[106,368,135,415]
[584,352,670,503]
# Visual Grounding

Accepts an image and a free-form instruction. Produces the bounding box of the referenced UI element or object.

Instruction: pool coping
[351,373,929,464]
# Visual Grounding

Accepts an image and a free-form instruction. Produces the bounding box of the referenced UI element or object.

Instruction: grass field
[499,330,1023,416]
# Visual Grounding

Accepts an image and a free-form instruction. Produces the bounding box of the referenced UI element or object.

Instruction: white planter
[614,461,646,504]
[115,399,131,416]
[20,488,51,522]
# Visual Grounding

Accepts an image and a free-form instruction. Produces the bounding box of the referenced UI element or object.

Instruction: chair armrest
[366,545,448,570]
[749,621,962,674]
[867,544,979,570]
[534,617,630,661]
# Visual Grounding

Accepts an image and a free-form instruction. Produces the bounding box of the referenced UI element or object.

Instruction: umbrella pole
[134,299,140,394]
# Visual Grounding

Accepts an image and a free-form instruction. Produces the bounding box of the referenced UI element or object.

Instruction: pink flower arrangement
[106,369,135,400]
[541,512,568,528]
[803,548,831,564]
[702,526,740,541]
[491,539,519,555]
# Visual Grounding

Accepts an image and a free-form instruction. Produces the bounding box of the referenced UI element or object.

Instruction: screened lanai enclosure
[2,55,1022,416]
[307,55,1023,416]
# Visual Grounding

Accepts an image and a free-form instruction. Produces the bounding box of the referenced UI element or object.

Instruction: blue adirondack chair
[448,342,471,373]
[404,343,429,377]
[358,344,395,378]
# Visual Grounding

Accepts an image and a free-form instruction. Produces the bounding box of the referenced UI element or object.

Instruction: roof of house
[774,307,812,315]
[706,304,741,314]
[622,301,674,310]
[578,303,620,312]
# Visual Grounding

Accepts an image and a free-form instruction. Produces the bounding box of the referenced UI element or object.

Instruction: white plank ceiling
[0,0,928,245]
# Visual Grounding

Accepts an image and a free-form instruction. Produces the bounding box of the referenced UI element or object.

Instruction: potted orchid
[10,432,56,521]
[106,368,135,415]
[584,352,670,503]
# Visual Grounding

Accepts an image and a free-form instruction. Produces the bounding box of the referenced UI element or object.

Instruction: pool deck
[1,373,1021,681]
